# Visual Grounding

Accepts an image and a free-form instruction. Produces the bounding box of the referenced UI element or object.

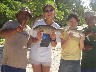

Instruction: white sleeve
[29,28,37,37]
[56,30,61,48]
[56,32,61,42]
[53,23,61,42]
[52,23,61,48]
[29,21,40,37]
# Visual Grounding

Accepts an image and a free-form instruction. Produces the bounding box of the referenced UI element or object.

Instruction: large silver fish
[67,30,84,38]
[33,25,64,34]
[33,25,84,38]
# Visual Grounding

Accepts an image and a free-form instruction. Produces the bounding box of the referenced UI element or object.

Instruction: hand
[80,33,85,41]
[21,20,27,28]
[50,32,56,40]
[37,31,43,41]
[16,25,23,32]
[84,45,92,51]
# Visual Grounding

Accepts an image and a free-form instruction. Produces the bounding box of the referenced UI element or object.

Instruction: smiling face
[67,14,79,30]
[68,17,78,29]
[17,11,30,23]
[43,5,55,20]
[85,16,96,28]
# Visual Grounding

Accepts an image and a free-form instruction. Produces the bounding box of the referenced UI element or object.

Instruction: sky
[81,0,90,8]
[82,0,90,6]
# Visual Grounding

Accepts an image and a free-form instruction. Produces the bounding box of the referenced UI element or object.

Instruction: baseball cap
[16,7,32,19]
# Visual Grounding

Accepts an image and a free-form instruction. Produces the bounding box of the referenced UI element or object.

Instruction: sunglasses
[44,9,54,12]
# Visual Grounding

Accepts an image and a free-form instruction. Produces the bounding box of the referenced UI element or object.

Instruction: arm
[51,39,57,47]
[31,37,40,43]
[50,32,57,47]
[0,28,17,37]
[27,36,33,48]
[79,38,84,50]
[0,20,28,38]
[0,26,23,38]
[83,44,92,51]
[27,35,41,48]
[82,32,93,51]
[79,35,85,50]
[31,31,42,43]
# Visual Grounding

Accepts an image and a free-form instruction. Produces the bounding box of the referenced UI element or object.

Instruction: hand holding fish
[80,33,85,41]
[37,31,43,41]
[50,32,56,40]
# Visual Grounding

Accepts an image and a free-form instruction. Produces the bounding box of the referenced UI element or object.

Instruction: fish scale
[33,25,64,34]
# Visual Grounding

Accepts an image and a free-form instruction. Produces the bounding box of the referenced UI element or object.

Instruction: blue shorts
[1,65,26,72]
[81,67,96,72]
[58,59,81,72]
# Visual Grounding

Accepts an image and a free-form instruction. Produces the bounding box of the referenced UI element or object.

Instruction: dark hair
[43,4,55,12]
[67,14,79,22]
[16,7,32,19]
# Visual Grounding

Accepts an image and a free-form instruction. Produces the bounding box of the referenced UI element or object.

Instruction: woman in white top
[28,4,60,72]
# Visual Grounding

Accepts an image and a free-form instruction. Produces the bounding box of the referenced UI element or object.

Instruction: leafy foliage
[0,0,86,28]
[1,0,94,43]
[55,0,85,26]
[89,0,96,11]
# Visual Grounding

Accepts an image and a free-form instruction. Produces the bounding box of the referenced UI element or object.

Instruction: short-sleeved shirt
[61,28,81,60]
[1,20,30,69]
[81,26,96,68]
[29,19,61,63]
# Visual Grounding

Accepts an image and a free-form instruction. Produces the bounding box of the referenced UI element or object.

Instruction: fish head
[33,25,44,32]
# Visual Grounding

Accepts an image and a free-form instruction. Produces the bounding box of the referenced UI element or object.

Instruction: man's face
[17,11,30,23]
[85,16,96,27]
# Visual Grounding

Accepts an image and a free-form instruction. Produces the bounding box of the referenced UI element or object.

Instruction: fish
[67,30,84,38]
[33,25,64,34]
[33,25,84,38]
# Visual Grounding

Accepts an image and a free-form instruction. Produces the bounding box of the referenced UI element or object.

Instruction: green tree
[0,0,22,28]
[89,0,96,11]
[0,0,64,28]
[55,0,85,26]
[0,0,85,28]
[0,0,87,44]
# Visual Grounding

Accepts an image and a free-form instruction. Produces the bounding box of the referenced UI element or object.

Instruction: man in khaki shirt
[0,7,31,72]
